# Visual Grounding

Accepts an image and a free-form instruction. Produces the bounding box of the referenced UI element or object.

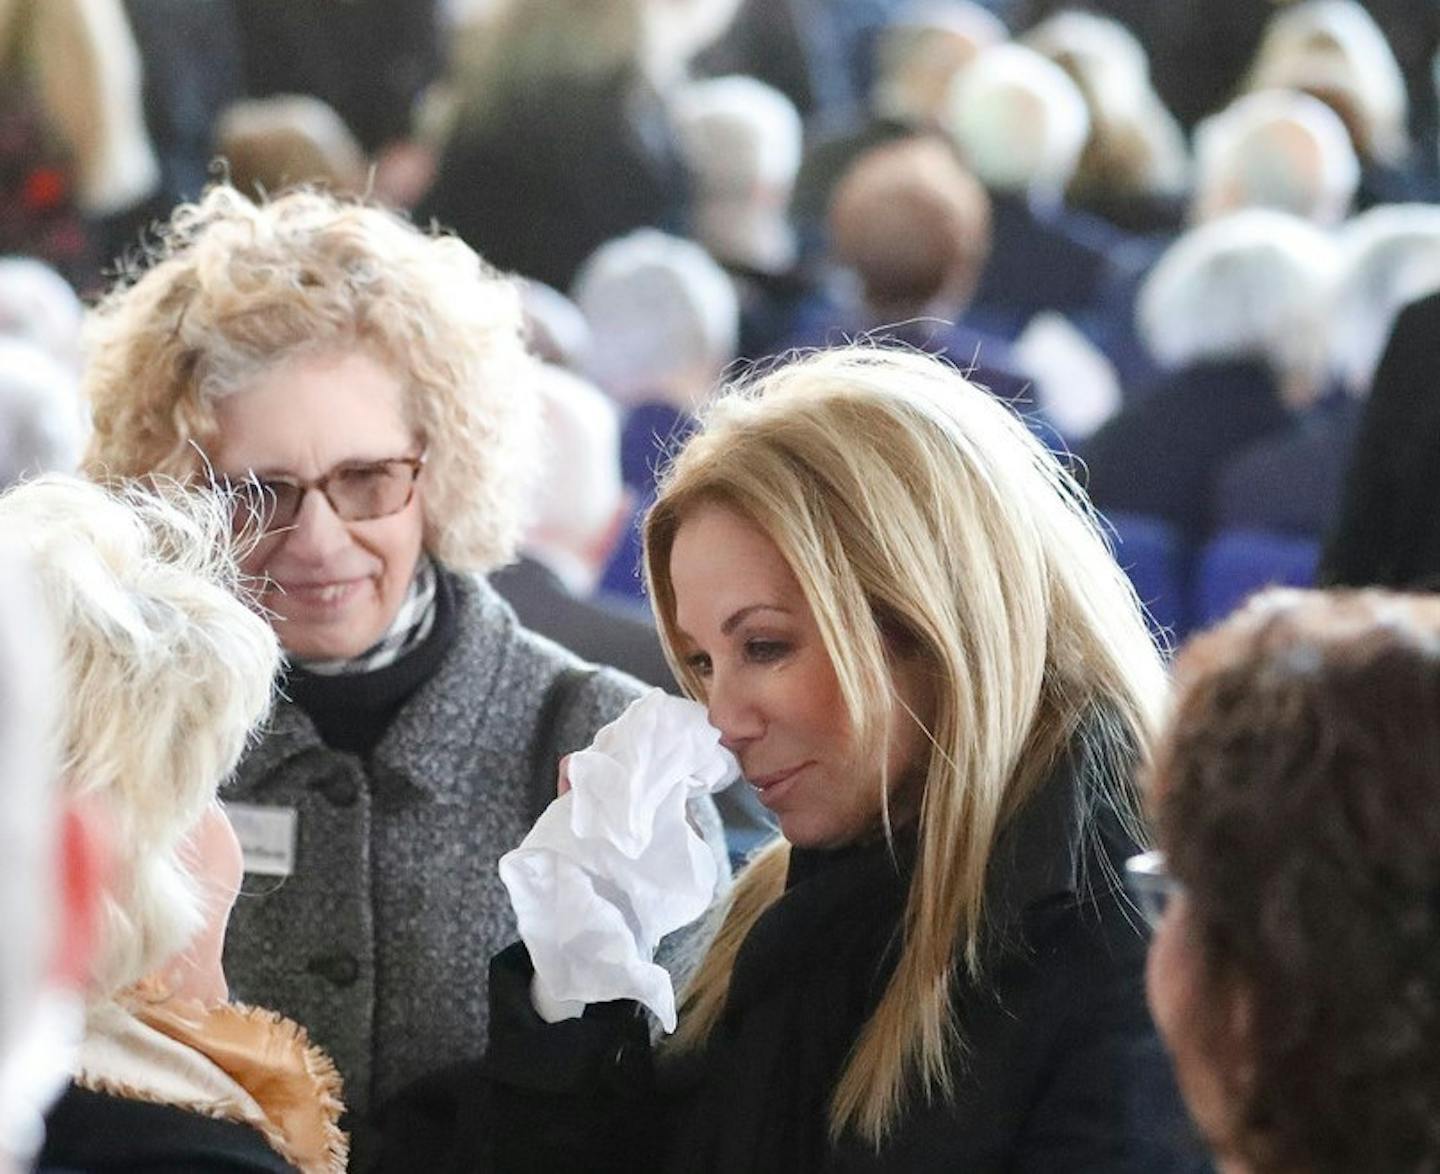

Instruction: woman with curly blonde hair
[469,347,1199,1170]
[81,184,722,1163]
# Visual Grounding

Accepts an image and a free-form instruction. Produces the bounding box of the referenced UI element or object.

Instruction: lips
[274,578,367,609]
[747,762,811,791]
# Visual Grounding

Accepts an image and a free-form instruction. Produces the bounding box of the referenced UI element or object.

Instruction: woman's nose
[707,671,763,753]
[279,488,350,560]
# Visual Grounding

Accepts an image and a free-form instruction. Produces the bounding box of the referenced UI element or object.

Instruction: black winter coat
[379,750,1209,1172]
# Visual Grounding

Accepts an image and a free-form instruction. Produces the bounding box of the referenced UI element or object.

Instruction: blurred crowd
[3,0,1440,1172]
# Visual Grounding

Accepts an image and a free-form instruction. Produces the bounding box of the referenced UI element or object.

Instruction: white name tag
[228,803,298,877]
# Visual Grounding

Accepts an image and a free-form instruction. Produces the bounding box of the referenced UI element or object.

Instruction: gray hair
[942,42,1091,202]
[0,339,83,488]
[1139,209,1341,387]
[1193,90,1360,226]
[572,229,739,411]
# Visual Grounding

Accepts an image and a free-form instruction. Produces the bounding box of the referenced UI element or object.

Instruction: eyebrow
[721,603,791,636]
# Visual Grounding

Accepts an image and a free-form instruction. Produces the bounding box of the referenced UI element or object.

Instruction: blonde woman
[0,476,344,1173]
[457,348,1198,1170]
[80,185,725,1159]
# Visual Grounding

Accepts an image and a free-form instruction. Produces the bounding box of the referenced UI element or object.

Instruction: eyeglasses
[223,453,427,534]
[1124,850,1182,929]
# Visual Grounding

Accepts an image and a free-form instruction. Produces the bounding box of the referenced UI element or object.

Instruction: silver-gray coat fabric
[221,573,725,1120]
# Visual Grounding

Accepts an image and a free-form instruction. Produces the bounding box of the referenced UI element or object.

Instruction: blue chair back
[1105,511,1191,644]
[1193,529,1320,629]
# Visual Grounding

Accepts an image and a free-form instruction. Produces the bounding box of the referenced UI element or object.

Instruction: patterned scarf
[291,555,438,676]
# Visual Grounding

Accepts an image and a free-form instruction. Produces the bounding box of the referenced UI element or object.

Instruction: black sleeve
[374,943,663,1174]
[483,943,664,1173]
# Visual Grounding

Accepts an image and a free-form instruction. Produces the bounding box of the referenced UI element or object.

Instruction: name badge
[228,802,298,877]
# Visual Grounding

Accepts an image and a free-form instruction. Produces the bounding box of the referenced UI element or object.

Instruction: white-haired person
[571,227,739,598]
[670,73,814,361]
[0,256,84,371]
[0,476,346,1173]
[1244,0,1432,205]
[1191,90,1361,228]
[940,41,1130,340]
[791,0,1009,231]
[489,363,674,691]
[1081,209,1341,544]
[403,345,1204,1170]
[1218,203,1440,542]
[1021,10,1190,235]
[0,338,83,488]
[80,185,727,1167]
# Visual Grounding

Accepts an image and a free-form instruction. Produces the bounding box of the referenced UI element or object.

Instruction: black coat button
[315,770,360,808]
[306,950,360,987]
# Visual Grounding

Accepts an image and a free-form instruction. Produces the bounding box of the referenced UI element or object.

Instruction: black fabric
[39,1084,297,1173]
[489,557,674,691]
[1081,360,1292,543]
[231,0,442,152]
[284,564,458,756]
[378,735,1209,1173]
[418,71,688,291]
[1217,392,1362,541]
[1322,290,1440,590]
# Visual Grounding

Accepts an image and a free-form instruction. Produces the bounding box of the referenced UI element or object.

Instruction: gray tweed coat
[221,573,726,1122]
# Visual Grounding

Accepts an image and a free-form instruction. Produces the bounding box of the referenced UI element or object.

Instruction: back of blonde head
[645,347,1165,1144]
[0,476,279,1001]
[82,184,537,574]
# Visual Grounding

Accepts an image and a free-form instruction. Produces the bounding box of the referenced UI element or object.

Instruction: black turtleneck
[282,568,459,756]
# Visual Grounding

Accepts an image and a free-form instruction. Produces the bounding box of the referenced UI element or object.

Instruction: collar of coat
[240,570,534,803]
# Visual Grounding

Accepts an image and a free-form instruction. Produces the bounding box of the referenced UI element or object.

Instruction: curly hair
[82,184,538,574]
[1152,588,1440,1172]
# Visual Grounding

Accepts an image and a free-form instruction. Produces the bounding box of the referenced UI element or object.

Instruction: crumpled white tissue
[499,689,739,1032]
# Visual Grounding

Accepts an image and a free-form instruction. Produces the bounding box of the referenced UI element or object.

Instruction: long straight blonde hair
[643,347,1167,1147]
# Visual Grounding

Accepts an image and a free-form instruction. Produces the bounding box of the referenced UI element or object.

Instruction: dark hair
[1152,588,1440,1172]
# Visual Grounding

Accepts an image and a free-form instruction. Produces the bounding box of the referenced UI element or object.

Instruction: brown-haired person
[80,184,726,1164]
[1139,588,1440,1171]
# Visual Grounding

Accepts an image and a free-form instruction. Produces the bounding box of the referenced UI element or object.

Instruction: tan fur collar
[77,997,347,1174]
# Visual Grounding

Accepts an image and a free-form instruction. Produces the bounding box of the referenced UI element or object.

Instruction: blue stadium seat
[1104,511,1191,645]
[1193,529,1321,629]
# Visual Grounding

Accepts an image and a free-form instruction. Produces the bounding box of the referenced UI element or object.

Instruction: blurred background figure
[1244,0,1424,207]
[0,257,84,372]
[0,0,159,288]
[1216,203,1440,545]
[1083,209,1341,544]
[1144,588,1440,1173]
[231,0,443,209]
[572,227,741,602]
[489,363,672,690]
[215,95,368,201]
[419,0,737,290]
[1192,90,1361,228]
[1021,10,1189,235]
[671,74,811,361]
[0,477,348,1173]
[941,41,1122,339]
[0,339,83,490]
[791,0,1009,233]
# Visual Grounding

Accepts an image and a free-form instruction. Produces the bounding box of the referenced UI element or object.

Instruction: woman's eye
[684,652,713,677]
[745,639,790,663]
